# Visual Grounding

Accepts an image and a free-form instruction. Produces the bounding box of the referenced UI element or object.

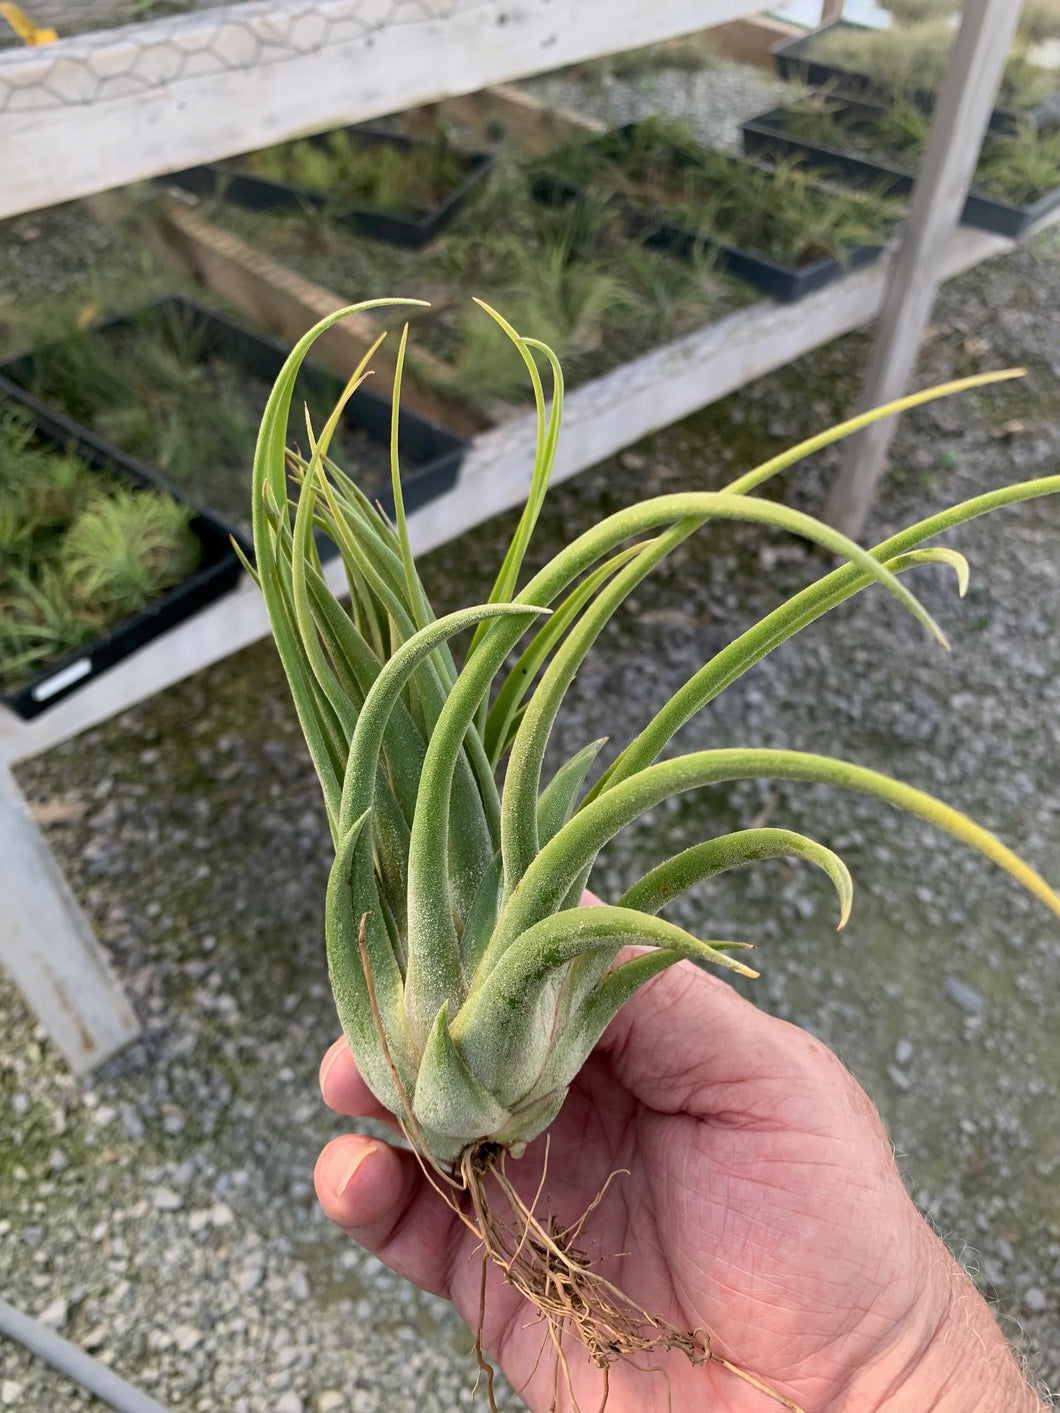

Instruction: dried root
[449,1139,808,1413]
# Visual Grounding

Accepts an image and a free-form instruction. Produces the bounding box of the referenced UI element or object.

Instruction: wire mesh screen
[0,0,482,112]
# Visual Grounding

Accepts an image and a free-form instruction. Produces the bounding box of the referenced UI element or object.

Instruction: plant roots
[452,1139,808,1413]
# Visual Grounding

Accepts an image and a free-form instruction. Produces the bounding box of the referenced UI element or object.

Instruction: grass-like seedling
[423,194,723,404]
[23,304,391,536]
[776,96,1060,207]
[0,409,200,689]
[811,18,1058,114]
[251,301,1060,1410]
[245,127,468,218]
[61,489,200,619]
[975,124,1060,205]
[543,118,899,267]
[879,0,954,26]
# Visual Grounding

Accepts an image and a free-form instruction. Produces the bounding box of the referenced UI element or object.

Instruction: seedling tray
[0,297,468,554]
[0,381,243,721]
[770,20,1060,137]
[164,127,494,248]
[531,170,888,305]
[741,103,1060,239]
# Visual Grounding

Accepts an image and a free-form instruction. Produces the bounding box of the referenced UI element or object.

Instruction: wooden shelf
[0,0,764,221]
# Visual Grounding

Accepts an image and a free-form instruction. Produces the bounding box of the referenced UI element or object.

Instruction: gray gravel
[521,49,794,152]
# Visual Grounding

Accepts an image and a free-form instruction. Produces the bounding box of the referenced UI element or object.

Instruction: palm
[317,960,936,1413]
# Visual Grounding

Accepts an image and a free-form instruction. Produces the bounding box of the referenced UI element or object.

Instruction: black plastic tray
[741,102,1060,239]
[0,381,243,721]
[164,127,494,248]
[771,19,1060,137]
[531,165,889,305]
[0,296,468,558]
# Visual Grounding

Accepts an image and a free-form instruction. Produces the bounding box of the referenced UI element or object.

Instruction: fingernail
[323,1142,378,1201]
[319,1039,346,1097]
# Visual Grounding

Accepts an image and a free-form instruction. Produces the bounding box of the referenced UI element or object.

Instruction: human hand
[315,895,1041,1413]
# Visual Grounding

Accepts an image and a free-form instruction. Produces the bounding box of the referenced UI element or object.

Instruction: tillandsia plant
[250,300,1060,1411]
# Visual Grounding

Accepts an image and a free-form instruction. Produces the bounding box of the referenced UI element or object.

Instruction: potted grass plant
[250,299,1060,1410]
[418,193,727,407]
[533,118,900,303]
[166,125,494,248]
[741,98,1060,238]
[0,297,466,547]
[0,401,240,719]
[772,2,1060,134]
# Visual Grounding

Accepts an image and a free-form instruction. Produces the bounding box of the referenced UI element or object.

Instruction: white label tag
[32,657,93,701]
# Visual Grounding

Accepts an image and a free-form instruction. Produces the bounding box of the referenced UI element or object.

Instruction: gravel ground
[2,231,1059,1411]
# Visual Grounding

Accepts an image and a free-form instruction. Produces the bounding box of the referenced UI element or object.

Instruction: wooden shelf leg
[824,0,1023,540]
[0,764,140,1074]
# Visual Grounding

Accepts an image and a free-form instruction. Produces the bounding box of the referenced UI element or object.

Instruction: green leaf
[367,603,549,1047]
[499,490,950,900]
[724,370,1025,498]
[536,738,608,847]
[325,809,416,1111]
[454,905,753,1106]
[484,543,644,767]
[619,826,853,928]
[413,1002,512,1155]
[589,481,1059,804]
[490,748,1060,966]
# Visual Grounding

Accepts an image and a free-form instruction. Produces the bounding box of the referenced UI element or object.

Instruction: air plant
[811,18,1057,113]
[250,300,1060,1408]
[0,408,201,690]
[542,119,899,267]
[60,488,200,618]
[976,124,1060,205]
[245,127,468,217]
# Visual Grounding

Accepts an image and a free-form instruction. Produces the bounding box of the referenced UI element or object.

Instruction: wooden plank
[153,195,488,435]
[0,764,140,1073]
[824,0,1024,538]
[708,15,801,69]
[0,0,762,220]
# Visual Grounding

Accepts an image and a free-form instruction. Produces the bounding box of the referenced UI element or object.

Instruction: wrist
[834,1230,1043,1413]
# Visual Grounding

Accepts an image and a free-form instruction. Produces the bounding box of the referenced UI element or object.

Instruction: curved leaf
[325,809,416,1110]
[500,491,952,899]
[619,827,853,929]
[454,905,753,1106]
[588,482,1060,806]
[484,543,645,766]
[723,370,1024,498]
[413,1002,512,1151]
[489,748,1060,967]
